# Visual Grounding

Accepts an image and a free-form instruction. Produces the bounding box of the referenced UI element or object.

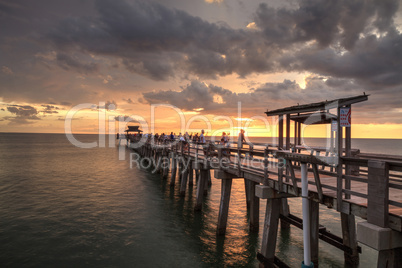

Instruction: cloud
[254,0,400,49]
[141,77,402,123]
[60,102,72,106]
[5,105,41,124]
[279,32,402,90]
[93,100,117,111]
[39,0,401,86]
[1,66,13,75]
[41,105,59,114]
[114,115,138,122]
[55,52,99,74]
[123,98,134,104]
[7,105,39,118]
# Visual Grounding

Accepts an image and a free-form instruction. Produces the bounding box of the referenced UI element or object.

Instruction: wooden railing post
[367,160,389,228]
[263,148,269,186]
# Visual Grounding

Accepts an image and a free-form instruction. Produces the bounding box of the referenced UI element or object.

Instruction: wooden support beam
[195,168,208,211]
[255,186,295,199]
[278,115,284,150]
[278,115,284,190]
[244,179,251,210]
[286,160,298,196]
[249,181,260,233]
[163,154,170,179]
[178,157,183,182]
[367,160,389,228]
[260,198,281,262]
[179,166,189,196]
[217,178,233,235]
[378,247,402,268]
[170,154,177,187]
[337,106,343,211]
[345,105,352,199]
[294,119,297,148]
[208,169,212,186]
[297,122,301,146]
[312,163,324,203]
[286,114,290,150]
[263,149,269,186]
[188,161,194,186]
[204,170,210,196]
[341,213,359,265]
[280,199,291,229]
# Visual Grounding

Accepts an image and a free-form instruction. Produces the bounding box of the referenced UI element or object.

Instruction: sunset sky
[1,0,402,138]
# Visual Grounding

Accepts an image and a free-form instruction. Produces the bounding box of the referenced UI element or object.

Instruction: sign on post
[340,107,351,127]
[331,120,337,131]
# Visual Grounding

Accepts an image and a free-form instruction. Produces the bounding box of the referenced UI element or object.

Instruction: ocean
[1,133,400,267]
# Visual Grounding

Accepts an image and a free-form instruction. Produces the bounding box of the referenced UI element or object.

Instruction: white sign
[340,108,351,127]
[331,120,337,131]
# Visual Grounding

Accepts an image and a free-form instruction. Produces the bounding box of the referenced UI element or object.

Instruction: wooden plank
[342,189,367,199]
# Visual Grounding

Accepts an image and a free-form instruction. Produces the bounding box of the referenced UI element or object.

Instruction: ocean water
[0,133,399,267]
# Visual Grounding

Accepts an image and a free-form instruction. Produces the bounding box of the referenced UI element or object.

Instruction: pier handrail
[127,135,402,231]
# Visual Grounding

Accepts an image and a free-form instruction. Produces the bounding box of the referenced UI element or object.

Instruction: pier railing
[127,136,402,231]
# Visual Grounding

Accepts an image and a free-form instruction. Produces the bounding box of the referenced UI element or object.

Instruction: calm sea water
[1,133,400,267]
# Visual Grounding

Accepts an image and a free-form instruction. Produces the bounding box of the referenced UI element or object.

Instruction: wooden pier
[124,95,402,268]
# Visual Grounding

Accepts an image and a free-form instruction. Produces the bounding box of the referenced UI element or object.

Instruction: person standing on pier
[200,129,206,143]
[238,129,245,149]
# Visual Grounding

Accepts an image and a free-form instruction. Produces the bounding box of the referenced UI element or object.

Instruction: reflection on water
[0,134,379,267]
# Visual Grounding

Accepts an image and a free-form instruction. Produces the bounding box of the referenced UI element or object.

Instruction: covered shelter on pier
[125,125,143,136]
[265,94,369,159]
[263,94,369,267]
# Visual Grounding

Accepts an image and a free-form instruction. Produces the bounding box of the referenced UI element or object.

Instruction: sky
[0,0,402,138]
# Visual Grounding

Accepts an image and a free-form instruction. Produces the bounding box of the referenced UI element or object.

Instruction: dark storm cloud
[141,78,401,124]
[6,105,40,121]
[290,32,402,87]
[44,0,276,79]
[41,105,59,114]
[142,78,359,113]
[40,0,402,86]
[56,53,99,74]
[254,0,399,49]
